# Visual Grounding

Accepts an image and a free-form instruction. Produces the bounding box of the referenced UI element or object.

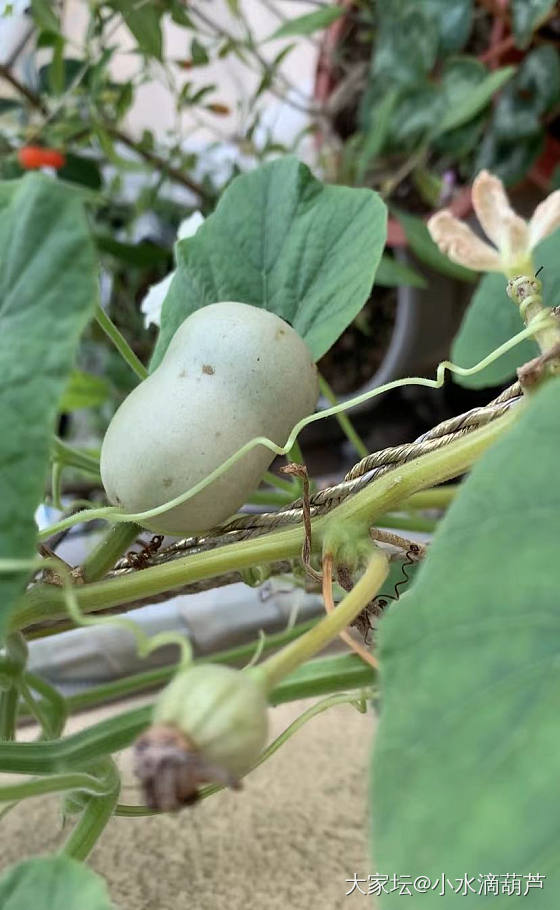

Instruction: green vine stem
[0,770,115,803]
[260,548,388,690]
[80,522,141,582]
[13,407,518,633]
[51,438,102,479]
[18,678,58,740]
[507,275,560,369]
[0,686,18,742]
[0,634,28,742]
[60,758,120,861]
[330,403,519,532]
[20,620,316,720]
[23,671,68,737]
[0,654,373,776]
[94,303,148,382]
[401,486,458,509]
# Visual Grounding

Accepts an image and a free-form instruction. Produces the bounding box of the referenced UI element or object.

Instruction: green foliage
[0,175,97,640]
[371,377,560,900]
[375,255,426,289]
[57,154,102,191]
[359,5,514,168]
[421,0,474,53]
[511,0,556,48]
[435,63,514,136]
[451,229,560,388]
[267,6,344,40]
[109,0,163,59]
[0,856,113,910]
[372,4,439,89]
[477,46,560,184]
[393,210,477,282]
[151,158,387,366]
[354,90,398,184]
[349,1,555,207]
[59,370,111,413]
[31,0,60,34]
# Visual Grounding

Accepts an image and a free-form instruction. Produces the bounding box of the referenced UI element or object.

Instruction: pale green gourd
[100,301,318,535]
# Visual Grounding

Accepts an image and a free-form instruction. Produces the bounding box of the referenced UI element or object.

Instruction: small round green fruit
[134,665,268,810]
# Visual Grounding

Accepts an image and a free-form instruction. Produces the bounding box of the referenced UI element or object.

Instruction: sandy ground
[0,694,376,909]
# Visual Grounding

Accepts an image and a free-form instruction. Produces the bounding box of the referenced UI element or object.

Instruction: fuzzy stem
[400,486,458,509]
[80,522,141,582]
[23,671,67,737]
[0,687,18,742]
[0,771,113,803]
[52,438,102,479]
[60,758,120,861]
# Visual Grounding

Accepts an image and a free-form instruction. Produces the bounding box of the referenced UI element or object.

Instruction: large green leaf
[0,175,97,639]
[372,377,560,902]
[451,228,560,388]
[152,158,386,366]
[0,856,113,909]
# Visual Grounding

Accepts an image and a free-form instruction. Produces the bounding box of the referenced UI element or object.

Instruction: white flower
[141,211,205,328]
[428,170,560,276]
[177,210,204,241]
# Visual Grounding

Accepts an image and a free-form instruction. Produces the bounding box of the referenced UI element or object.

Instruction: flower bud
[134,665,268,811]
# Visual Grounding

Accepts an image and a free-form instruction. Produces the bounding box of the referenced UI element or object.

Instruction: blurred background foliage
[1,0,559,455]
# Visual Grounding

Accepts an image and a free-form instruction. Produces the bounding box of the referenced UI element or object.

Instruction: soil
[0,694,375,910]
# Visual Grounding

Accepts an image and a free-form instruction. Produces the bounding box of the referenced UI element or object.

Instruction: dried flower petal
[528,190,560,249]
[472,170,529,262]
[428,210,502,271]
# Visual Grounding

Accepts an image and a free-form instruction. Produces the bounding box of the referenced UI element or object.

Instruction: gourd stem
[80,522,141,582]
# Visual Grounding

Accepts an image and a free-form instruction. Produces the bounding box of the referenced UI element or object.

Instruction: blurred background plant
[1,0,559,455]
